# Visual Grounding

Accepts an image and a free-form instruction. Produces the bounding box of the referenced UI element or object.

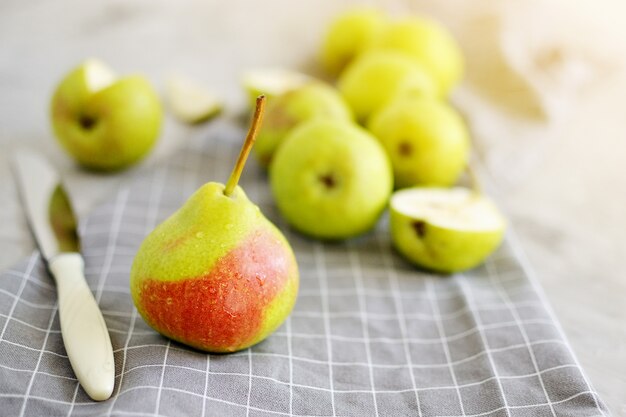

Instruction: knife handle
[49,253,115,401]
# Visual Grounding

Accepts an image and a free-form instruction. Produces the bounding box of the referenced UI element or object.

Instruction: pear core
[391,187,505,232]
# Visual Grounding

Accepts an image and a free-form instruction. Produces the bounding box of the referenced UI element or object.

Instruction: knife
[12,151,115,401]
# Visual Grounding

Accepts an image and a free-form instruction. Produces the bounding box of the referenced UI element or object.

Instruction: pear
[320,8,388,76]
[371,16,464,95]
[130,97,299,353]
[241,68,312,107]
[270,119,392,240]
[367,96,470,188]
[166,74,222,124]
[337,50,437,122]
[254,82,353,167]
[390,186,506,273]
[50,59,162,171]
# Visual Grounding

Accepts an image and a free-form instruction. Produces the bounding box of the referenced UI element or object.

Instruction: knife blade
[12,151,114,401]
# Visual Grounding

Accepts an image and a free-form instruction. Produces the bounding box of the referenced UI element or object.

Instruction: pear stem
[224,95,266,196]
[466,163,483,196]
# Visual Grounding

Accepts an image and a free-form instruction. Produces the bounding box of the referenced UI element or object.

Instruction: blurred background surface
[0,0,625,414]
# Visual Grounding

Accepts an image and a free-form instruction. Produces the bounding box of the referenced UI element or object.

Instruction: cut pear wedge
[390,187,506,273]
[83,59,117,93]
[241,68,311,105]
[166,75,222,124]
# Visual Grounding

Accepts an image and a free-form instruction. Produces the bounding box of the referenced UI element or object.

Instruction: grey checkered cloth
[0,121,610,417]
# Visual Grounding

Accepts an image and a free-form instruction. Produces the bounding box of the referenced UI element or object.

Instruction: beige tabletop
[0,0,624,415]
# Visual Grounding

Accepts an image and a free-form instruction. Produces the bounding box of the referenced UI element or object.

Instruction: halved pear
[241,68,311,106]
[390,187,506,273]
[166,75,222,124]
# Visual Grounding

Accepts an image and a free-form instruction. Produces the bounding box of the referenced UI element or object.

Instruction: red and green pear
[130,97,298,353]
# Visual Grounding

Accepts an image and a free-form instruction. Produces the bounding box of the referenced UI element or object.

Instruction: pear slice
[83,59,117,93]
[241,68,311,105]
[166,75,222,124]
[390,187,506,273]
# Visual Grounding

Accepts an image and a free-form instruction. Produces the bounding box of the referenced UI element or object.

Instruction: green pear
[254,82,353,167]
[367,96,470,188]
[371,16,464,95]
[130,97,299,353]
[338,50,437,121]
[320,8,388,76]
[390,187,506,273]
[50,59,162,171]
[270,119,392,240]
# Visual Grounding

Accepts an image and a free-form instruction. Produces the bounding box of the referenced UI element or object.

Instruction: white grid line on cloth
[3,268,56,290]
[81,246,138,258]
[65,293,543,321]
[0,283,547,321]
[202,353,210,417]
[3,340,67,358]
[486,257,556,417]
[286,316,294,416]
[0,314,155,336]
[18,298,58,417]
[435,390,602,417]
[426,278,467,416]
[0,339,564,381]
[6,252,521,294]
[106,303,138,414]
[274,318,557,343]
[0,385,602,417]
[293,279,533,300]
[0,288,55,309]
[102,361,588,393]
[0,363,76,380]
[290,299,545,321]
[1,311,59,333]
[0,335,570,372]
[67,383,80,417]
[94,187,130,304]
[458,275,511,417]
[376,233,422,416]
[245,348,252,417]
[503,225,609,417]
[348,243,379,417]
[314,242,336,416]
[0,253,38,341]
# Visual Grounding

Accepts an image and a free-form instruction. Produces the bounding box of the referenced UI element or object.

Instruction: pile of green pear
[50,8,508,354]
[243,8,507,273]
